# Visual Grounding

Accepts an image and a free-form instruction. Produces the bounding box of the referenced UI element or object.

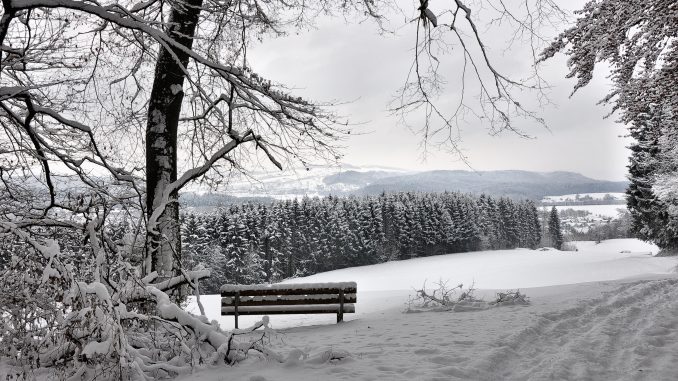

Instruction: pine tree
[404,195,423,258]
[447,197,465,252]
[438,205,455,253]
[548,206,564,250]
[272,202,293,279]
[461,198,482,251]
[541,0,678,252]
[367,198,388,262]
[226,219,252,284]
[528,202,542,249]
[243,247,266,284]
[257,204,282,283]
[478,195,500,250]
[199,214,226,293]
[626,107,678,250]
[498,198,518,249]
[391,199,411,259]
[181,213,200,270]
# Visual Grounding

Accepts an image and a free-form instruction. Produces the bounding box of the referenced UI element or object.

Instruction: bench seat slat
[221,287,356,297]
[221,294,356,306]
[221,282,356,293]
[222,303,355,315]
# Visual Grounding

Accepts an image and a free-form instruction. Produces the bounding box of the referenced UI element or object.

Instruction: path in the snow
[197,278,678,381]
[478,278,678,381]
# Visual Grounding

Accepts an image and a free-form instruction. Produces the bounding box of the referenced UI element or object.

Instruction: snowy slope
[283,239,665,291]
[178,239,678,381]
[187,239,668,329]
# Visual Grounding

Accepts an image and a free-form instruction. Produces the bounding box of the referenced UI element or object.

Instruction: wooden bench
[220,282,357,328]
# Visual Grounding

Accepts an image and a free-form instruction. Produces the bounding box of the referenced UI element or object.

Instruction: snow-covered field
[182,239,678,381]
[542,192,626,203]
[553,204,627,219]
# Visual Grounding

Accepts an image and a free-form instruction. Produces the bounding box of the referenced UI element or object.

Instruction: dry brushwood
[492,290,530,306]
[407,280,530,312]
[408,279,481,311]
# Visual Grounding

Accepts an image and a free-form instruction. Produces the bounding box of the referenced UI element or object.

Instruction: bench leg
[235,291,240,329]
[337,290,344,323]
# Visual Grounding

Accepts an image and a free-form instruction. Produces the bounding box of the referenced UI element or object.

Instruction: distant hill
[354,170,628,200]
[180,166,628,203]
[323,170,396,186]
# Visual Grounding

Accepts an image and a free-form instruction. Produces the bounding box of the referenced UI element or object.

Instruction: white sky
[249,2,630,182]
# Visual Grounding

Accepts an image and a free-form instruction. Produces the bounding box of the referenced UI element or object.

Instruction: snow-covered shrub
[561,242,578,252]
[0,220,279,380]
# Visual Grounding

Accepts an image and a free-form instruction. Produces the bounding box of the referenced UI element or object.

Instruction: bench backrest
[220,282,357,327]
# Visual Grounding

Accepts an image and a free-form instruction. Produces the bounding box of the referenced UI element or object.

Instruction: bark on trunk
[145,0,203,278]
[264,235,271,282]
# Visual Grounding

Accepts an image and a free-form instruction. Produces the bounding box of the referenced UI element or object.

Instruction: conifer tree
[461,198,482,251]
[626,108,677,250]
[367,198,388,262]
[528,202,542,249]
[548,206,564,250]
[541,0,678,252]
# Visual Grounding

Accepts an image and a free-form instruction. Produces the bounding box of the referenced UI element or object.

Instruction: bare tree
[0,0,387,377]
[0,0,568,287]
[393,0,566,158]
[0,0,378,280]
[0,0,568,377]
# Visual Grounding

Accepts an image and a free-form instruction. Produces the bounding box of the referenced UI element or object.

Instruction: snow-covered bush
[0,220,279,380]
[561,242,578,252]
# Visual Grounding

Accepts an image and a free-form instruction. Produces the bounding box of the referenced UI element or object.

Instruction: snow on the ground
[283,239,665,292]
[188,239,666,330]
[571,239,657,254]
[553,204,627,219]
[179,239,678,381]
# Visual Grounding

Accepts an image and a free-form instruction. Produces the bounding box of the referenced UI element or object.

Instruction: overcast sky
[249,2,630,182]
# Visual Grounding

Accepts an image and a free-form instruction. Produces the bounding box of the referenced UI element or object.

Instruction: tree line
[180,192,543,293]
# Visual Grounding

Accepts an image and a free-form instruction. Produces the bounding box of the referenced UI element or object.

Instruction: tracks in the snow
[477,279,678,381]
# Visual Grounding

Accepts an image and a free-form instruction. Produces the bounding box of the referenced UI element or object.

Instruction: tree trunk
[145,0,203,279]
[264,235,271,282]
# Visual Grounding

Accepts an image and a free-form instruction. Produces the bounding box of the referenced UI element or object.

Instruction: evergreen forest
[180,192,542,293]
